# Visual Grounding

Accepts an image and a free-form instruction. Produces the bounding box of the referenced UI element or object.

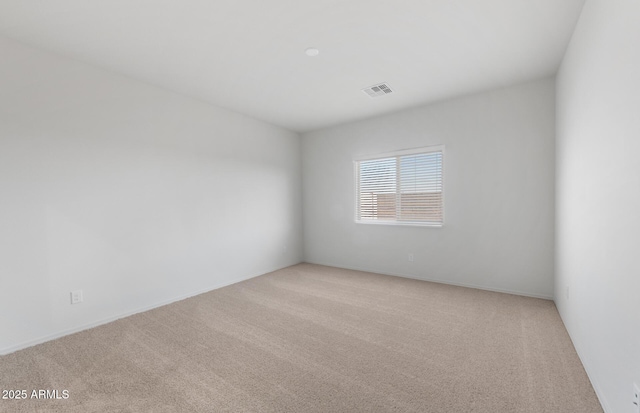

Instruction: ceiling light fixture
[305,47,319,57]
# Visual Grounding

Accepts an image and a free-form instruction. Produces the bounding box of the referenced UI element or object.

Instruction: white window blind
[355,146,444,226]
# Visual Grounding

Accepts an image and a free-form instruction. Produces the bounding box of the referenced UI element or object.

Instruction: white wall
[556,0,640,411]
[302,78,556,298]
[0,36,302,355]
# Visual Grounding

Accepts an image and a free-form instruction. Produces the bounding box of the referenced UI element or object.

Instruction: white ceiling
[0,0,585,132]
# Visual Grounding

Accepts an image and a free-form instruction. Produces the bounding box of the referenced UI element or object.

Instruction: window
[355,146,444,226]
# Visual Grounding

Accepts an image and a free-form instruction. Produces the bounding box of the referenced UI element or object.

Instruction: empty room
[1,0,638,412]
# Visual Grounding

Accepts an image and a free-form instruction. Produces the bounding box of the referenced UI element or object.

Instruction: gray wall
[0,36,303,354]
[302,78,556,298]
[556,0,640,411]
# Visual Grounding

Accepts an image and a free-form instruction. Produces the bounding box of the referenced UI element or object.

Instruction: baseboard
[0,262,301,356]
[1,260,550,356]
[303,260,554,300]
[555,308,611,413]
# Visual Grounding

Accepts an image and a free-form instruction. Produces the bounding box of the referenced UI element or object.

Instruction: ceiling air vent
[362,83,393,98]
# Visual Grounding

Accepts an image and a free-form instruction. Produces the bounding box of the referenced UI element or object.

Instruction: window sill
[355,220,443,228]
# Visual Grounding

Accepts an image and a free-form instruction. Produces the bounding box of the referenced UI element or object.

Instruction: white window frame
[354,145,445,227]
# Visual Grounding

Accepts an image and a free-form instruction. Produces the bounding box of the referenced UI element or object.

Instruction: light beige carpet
[0,263,602,412]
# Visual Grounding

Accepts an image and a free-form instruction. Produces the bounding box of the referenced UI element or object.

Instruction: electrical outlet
[70,290,83,305]
[633,382,639,413]
[408,253,414,262]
